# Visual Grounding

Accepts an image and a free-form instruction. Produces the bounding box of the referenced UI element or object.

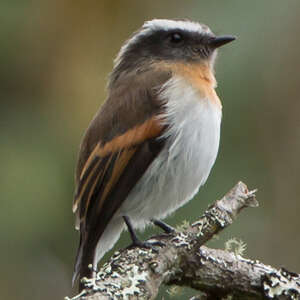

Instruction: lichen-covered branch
[65,182,300,300]
[178,246,300,300]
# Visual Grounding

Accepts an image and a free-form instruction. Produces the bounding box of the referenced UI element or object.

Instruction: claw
[123,216,166,253]
[127,240,163,253]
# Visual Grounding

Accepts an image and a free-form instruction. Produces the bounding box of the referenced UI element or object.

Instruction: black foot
[123,216,165,252]
[152,219,176,234]
[129,239,165,252]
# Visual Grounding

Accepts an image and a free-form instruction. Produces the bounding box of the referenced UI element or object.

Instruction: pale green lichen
[64,290,86,300]
[166,285,183,297]
[171,232,189,248]
[224,238,247,256]
[192,217,207,236]
[263,269,300,299]
[66,247,155,300]
[176,219,190,231]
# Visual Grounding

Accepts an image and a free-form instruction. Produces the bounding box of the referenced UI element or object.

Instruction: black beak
[208,35,236,48]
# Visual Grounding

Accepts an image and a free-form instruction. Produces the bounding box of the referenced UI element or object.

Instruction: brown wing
[73,116,165,230]
[73,118,166,286]
[74,67,171,185]
[72,67,171,285]
[73,67,171,226]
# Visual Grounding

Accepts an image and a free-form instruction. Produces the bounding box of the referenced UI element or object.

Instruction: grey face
[110,21,235,87]
[125,29,216,63]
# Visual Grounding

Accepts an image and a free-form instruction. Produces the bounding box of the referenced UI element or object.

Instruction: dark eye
[170,32,183,43]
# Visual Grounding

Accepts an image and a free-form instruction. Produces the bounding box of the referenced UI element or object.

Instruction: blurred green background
[1,1,300,299]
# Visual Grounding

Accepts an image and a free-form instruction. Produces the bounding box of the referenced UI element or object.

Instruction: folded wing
[72,67,171,285]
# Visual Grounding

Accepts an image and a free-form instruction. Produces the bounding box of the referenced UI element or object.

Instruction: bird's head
[110,19,235,86]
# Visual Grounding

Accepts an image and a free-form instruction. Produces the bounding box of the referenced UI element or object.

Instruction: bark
[65,182,300,300]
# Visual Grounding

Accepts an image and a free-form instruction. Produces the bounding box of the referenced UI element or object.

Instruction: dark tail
[72,234,95,292]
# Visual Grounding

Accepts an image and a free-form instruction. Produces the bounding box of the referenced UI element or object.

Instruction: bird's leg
[123,216,165,250]
[151,218,176,234]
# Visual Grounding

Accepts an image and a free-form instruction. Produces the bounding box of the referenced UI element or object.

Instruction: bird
[72,19,235,289]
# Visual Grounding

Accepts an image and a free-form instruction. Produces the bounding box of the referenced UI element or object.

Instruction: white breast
[120,75,222,228]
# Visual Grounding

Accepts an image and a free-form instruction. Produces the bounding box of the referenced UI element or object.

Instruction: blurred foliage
[1,1,300,299]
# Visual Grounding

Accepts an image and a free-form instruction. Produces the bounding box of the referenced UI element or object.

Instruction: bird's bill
[208,35,236,48]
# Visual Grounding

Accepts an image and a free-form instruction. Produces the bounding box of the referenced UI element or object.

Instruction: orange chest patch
[173,63,222,109]
[157,62,222,109]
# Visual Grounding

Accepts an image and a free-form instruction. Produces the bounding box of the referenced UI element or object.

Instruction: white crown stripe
[114,19,212,68]
[143,19,211,34]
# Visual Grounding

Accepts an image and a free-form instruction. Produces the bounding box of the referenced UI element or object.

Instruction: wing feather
[74,116,165,230]
[72,65,172,286]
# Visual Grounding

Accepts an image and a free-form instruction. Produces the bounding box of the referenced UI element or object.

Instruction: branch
[66,182,300,300]
[182,247,300,300]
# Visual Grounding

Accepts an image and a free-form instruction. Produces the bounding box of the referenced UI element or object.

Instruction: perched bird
[72,19,235,289]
